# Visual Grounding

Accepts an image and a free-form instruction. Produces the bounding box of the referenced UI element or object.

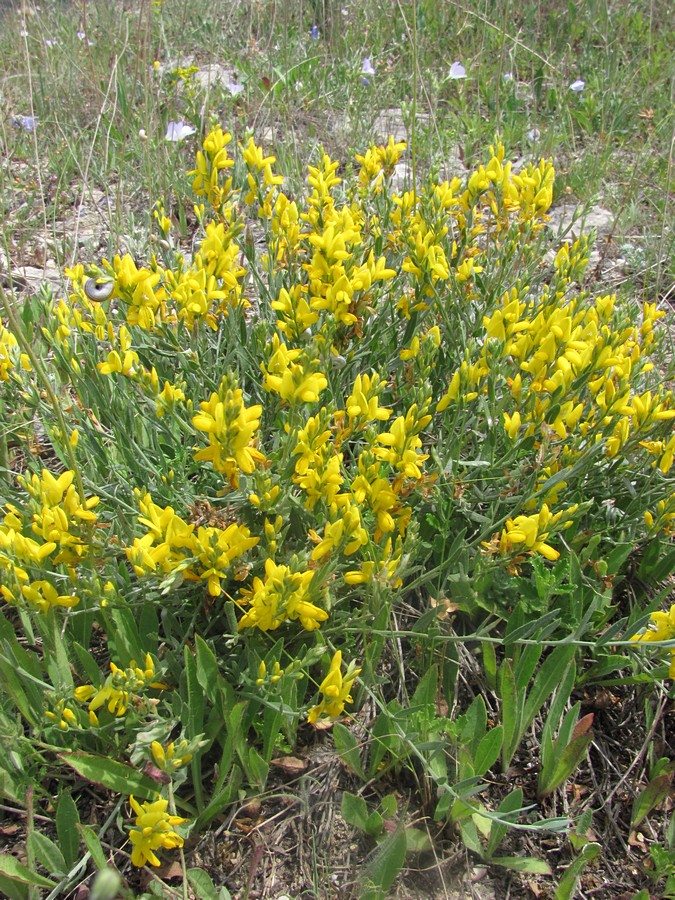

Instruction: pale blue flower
[448,60,467,80]
[569,79,585,92]
[13,115,38,133]
[311,24,319,40]
[225,82,244,96]
[165,121,196,142]
[361,57,375,77]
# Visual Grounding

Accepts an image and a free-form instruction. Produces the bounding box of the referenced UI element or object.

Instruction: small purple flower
[165,120,196,142]
[311,24,320,40]
[225,81,244,96]
[448,60,467,80]
[13,115,38,133]
[569,79,585,93]
[361,57,375,77]
[44,38,57,48]
[77,30,94,46]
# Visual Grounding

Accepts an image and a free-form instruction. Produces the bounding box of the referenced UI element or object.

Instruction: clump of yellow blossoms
[127,795,188,868]
[631,605,675,678]
[2,122,674,878]
[308,651,361,723]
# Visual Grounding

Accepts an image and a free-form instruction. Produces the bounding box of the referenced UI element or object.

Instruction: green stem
[168,781,190,900]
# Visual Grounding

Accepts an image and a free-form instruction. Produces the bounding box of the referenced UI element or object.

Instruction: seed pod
[84,278,114,302]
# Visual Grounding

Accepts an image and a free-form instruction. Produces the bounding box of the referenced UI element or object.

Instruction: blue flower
[311,24,320,40]
[448,60,467,80]
[361,57,375,77]
[13,116,39,133]
[165,121,196,142]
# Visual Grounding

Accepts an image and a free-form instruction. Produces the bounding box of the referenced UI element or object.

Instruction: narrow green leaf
[194,766,242,831]
[473,726,503,777]
[523,645,576,734]
[482,641,497,691]
[333,722,366,780]
[361,822,407,900]
[486,788,524,859]
[554,843,602,900]
[79,825,108,871]
[0,854,56,888]
[56,791,81,869]
[631,773,673,828]
[0,872,29,900]
[60,753,158,799]
[499,659,519,770]
[538,733,593,798]
[489,856,552,875]
[184,646,205,739]
[246,747,269,789]
[27,831,66,877]
[195,635,220,703]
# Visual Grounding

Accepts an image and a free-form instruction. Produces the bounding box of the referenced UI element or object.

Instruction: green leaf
[538,732,593,798]
[341,791,369,831]
[461,694,488,755]
[27,831,66,877]
[246,747,269,789]
[360,822,407,900]
[194,766,242,831]
[499,659,519,770]
[90,868,124,900]
[187,869,229,900]
[56,790,81,869]
[184,645,205,739]
[405,827,432,854]
[554,843,602,900]
[523,646,576,736]
[482,642,497,691]
[489,856,552,874]
[79,825,108,871]
[60,753,158,799]
[0,873,29,900]
[473,726,503,777]
[195,635,220,703]
[364,810,384,837]
[631,773,673,828]
[486,788,524,859]
[0,854,56,888]
[333,722,366,780]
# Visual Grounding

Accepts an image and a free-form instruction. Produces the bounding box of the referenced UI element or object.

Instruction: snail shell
[84,278,114,302]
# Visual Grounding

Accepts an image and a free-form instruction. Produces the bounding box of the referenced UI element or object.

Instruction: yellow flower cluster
[74,653,166,725]
[0,322,30,380]
[126,491,258,597]
[192,377,265,486]
[127,795,188,868]
[0,470,97,611]
[499,503,578,562]
[237,557,327,632]
[632,605,675,679]
[308,651,361,722]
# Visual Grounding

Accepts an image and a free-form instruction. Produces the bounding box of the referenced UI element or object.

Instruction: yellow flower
[308,651,361,723]
[631,605,675,678]
[151,740,192,771]
[193,383,265,485]
[21,580,79,614]
[238,559,327,632]
[128,795,188,868]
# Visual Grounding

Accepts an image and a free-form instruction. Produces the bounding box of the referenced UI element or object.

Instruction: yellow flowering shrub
[1,129,673,875]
